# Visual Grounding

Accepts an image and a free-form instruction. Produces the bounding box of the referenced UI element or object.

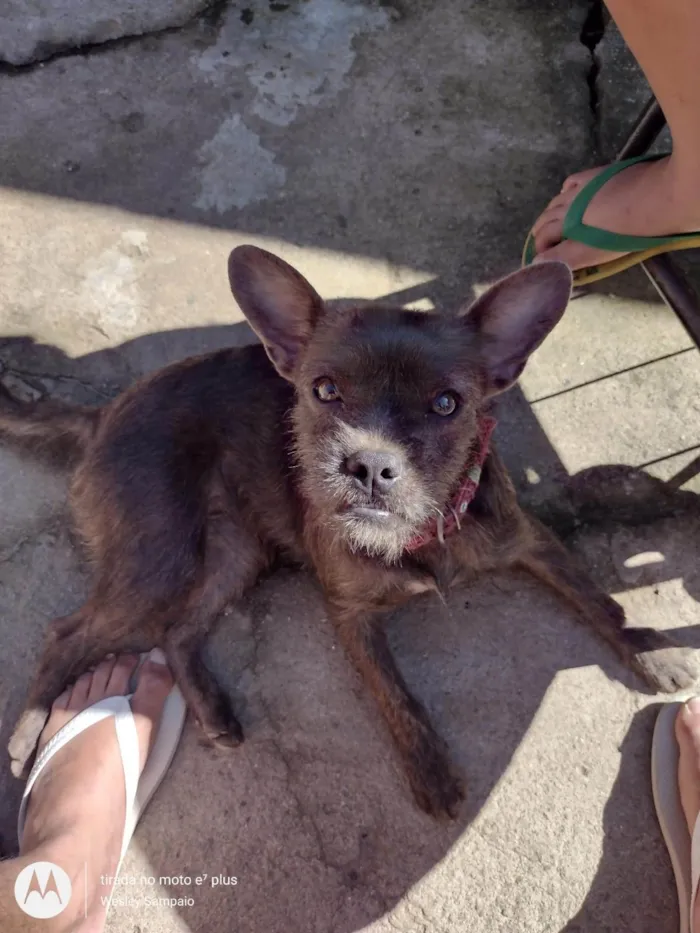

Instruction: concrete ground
[1,1,699,931]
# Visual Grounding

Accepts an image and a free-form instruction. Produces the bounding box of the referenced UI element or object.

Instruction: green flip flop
[522,153,700,285]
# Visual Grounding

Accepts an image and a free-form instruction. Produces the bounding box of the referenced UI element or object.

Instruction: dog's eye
[432,392,458,416]
[313,378,341,403]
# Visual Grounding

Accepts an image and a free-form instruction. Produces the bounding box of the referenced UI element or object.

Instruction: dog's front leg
[517,515,699,693]
[328,602,464,819]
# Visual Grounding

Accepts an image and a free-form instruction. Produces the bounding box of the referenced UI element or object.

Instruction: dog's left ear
[228,245,324,380]
[461,261,573,395]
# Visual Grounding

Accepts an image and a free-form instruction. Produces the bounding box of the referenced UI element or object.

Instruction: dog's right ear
[460,261,572,396]
[228,246,324,380]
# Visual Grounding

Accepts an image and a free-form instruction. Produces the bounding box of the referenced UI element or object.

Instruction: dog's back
[0,344,304,565]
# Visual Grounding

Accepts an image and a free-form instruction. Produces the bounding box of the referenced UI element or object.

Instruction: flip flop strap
[562,153,700,253]
[17,695,141,859]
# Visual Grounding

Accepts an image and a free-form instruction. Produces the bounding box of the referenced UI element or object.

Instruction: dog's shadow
[0,327,698,933]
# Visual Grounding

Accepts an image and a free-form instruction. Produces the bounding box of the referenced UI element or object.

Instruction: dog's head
[229,246,571,562]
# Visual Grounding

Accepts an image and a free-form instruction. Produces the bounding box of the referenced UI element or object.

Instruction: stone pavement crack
[244,603,370,915]
[579,0,607,157]
[246,608,347,876]
[0,534,37,566]
[0,364,116,402]
[0,522,62,566]
[0,0,229,73]
[387,916,411,933]
[404,894,445,933]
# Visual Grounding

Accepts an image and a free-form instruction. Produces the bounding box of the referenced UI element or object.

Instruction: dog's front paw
[624,628,699,693]
[405,733,465,820]
[8,707,50,779]
[197,691,244,749]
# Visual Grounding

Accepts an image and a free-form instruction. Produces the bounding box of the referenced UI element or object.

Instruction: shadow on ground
[563,703,678,933]
[1,0,699,929]
[0,322,698,933]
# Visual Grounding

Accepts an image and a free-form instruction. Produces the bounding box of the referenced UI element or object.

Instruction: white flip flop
[17,648,187,877]
[652,702,698,933]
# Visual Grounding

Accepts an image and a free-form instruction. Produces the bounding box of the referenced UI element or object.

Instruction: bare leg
[531,0,700,269]
[0,654,173,933]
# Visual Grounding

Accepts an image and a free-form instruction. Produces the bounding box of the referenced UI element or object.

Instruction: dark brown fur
[2,247,697,819]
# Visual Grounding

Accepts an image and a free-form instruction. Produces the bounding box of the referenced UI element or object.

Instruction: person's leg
[0,654,173,933]
[676,699,700,933]
[531,0,700,269]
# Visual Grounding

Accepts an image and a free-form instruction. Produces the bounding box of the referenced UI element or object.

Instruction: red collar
[404,415,496,553]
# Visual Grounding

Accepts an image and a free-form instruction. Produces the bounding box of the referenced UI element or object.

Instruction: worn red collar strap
[404,415,497,553]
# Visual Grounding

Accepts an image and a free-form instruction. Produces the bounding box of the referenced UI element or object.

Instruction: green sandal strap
[562,153,700,252]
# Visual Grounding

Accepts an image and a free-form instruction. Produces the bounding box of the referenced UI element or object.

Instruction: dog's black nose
[345,450,402,496]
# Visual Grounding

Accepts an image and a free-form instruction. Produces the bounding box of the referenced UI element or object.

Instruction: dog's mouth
[333,478,433,533]
[343,502,393,522]
[337,497,418,537]
[335,496,417,562]
[312,479,435,563]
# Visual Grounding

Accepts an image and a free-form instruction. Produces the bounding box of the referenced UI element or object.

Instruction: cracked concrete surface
[1,1,699,932]
[0,0,218,67]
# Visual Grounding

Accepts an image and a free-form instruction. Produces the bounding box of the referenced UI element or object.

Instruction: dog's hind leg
[7,603,158,778]
[164,516,269,748]
[516,515,699,693]
[7,515,268,777]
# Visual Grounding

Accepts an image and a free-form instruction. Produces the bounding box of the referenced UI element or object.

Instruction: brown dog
[1,246,697,818]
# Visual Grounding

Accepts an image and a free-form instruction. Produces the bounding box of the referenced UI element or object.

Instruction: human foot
[18,652,174,933]
[676,699,700,933]
[530,153,700,271]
